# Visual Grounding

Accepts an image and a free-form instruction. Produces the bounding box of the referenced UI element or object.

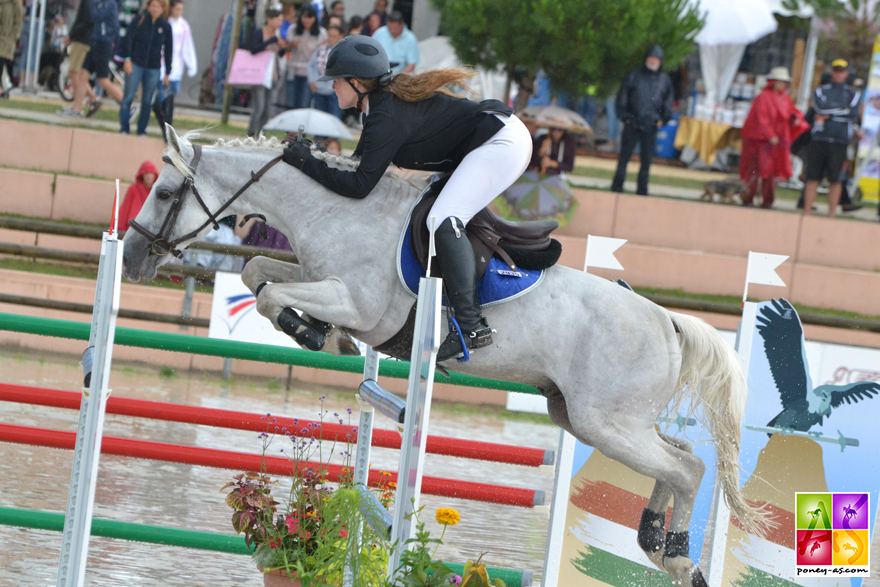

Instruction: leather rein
[128,143,283,259]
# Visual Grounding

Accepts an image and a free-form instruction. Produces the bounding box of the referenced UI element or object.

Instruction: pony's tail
[668,311,775,537]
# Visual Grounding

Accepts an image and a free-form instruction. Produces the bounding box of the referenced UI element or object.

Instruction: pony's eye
[156,190,173,201]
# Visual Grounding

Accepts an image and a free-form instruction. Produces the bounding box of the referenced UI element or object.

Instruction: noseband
[128,143,283,259]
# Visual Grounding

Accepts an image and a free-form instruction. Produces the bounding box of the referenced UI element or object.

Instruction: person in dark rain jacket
[279,35,533,363]
[119,0,172,135]
[611,45,675,195]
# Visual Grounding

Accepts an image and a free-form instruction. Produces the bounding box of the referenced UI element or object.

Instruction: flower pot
[260,568,303,587]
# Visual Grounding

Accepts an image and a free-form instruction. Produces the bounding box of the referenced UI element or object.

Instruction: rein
[129,144,283,258]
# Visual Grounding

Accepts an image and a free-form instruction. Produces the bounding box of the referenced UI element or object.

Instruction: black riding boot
[434,217,493,362]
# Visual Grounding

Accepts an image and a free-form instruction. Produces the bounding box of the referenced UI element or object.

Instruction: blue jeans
[286,75,312,109]
[120,64,160,135]
[605,96,620,144]
[313,92,342,119]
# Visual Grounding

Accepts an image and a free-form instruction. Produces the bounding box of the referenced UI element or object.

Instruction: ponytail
[356,68,476,102]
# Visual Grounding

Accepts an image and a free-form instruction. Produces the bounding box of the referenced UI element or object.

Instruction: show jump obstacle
[0,214,549,586]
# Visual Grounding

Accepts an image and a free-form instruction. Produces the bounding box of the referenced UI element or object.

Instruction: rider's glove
[282,141,311,169]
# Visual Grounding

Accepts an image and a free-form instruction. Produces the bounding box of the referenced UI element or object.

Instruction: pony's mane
[165,129,428,190]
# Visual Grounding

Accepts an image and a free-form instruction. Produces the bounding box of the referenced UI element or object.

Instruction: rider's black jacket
[299,91,513,199]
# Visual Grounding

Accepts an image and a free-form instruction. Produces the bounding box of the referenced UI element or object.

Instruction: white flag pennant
[746,251,788,287]
[584,235,626,272]
[743,251,788,305]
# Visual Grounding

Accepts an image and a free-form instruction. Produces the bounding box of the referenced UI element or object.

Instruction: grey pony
[121,127,772,587]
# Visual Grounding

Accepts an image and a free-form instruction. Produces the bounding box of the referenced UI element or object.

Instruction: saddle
[410,177,562,278]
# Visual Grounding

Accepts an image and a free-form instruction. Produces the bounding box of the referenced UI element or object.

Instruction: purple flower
[346,407,353,415]
[258,432,269,439]
[301,428,309,435]
[319,395,326,400]
[449,576,462,586]
[333,412,339,417]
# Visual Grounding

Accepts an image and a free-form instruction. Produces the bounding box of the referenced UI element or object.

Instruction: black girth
[128,143,283,259]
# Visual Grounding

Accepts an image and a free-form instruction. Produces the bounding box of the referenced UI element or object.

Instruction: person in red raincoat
[739,67,808,208]
[118,161,158,230]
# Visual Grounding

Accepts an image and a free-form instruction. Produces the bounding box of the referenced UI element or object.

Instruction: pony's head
[122,125,224,282]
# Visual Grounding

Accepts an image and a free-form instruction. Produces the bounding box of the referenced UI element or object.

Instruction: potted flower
[389,506,505,587]
[221,405,392,586]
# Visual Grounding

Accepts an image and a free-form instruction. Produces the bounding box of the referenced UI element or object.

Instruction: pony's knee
[241,257,270,290]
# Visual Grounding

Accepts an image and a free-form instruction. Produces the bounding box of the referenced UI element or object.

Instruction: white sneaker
[57,107,84,118]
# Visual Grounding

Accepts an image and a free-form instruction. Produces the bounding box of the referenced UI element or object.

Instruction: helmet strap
[346,78,371,111]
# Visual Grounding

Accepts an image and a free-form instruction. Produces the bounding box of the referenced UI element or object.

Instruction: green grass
[572,164,804,201]
[2,96,362,149]
[634,286,880,322]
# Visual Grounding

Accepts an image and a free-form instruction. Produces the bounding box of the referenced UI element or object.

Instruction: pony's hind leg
[638,434,694,571]
[591,426,706,587]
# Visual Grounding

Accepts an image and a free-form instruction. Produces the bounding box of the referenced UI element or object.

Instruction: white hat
[767,66,792,83]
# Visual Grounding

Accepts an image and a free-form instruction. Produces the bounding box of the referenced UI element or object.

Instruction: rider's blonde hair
[356,68,476,102]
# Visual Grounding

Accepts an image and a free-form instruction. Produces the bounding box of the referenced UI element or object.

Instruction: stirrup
[437,318,494,363]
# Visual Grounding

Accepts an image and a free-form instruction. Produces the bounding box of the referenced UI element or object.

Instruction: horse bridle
[128,143,283,259]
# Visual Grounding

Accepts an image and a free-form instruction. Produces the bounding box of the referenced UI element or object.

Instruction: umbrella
[694,0,777,46]
[495,170,579,227]
[519,105,593,136]
[264,108,353,140]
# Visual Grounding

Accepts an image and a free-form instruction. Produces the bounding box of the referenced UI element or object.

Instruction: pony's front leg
[257,278,363,356]
[240,256,304,295]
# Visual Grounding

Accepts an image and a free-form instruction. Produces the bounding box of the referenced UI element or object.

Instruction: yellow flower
[435,507,460,526]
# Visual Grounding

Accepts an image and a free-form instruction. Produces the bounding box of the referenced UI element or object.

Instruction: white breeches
[427,113,533,229]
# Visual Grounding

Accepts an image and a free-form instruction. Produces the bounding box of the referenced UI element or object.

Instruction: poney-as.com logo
[796,492,870,577]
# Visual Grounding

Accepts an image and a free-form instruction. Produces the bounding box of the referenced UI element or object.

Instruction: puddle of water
[0,350,557,586]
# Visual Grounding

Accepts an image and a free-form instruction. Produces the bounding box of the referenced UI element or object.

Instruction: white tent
[695,0,815,108]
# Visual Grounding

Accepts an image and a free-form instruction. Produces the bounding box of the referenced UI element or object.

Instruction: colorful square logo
[832,529,869,566]
[796,530,832,565]
[832,493,870,530]
[796,492,871,577]
[795,493,833,530]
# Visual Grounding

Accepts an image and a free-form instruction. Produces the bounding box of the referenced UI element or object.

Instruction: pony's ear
[166,124,183,155]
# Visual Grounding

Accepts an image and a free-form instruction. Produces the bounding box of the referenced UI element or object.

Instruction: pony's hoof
[327,328,361,356]
[690,566,709,587]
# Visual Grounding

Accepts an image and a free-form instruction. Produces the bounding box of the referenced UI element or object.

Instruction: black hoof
[690,566,709,587]
[637,508,665,553]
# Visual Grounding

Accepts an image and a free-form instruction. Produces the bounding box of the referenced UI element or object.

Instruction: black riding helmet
[317,35,394,110]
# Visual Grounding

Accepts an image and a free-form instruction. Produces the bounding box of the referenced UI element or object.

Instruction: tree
[786,0,880,76]
[431,0,703,104]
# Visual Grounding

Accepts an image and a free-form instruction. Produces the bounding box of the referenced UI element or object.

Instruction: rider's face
[333,78,359,109]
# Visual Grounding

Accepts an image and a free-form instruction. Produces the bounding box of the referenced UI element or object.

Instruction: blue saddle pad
[398,226,544,308]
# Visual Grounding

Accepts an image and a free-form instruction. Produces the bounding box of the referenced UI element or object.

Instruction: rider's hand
[282,141,311,169]
[123,60,132,75]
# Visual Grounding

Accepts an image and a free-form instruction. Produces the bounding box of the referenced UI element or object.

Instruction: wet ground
[0,349,558,586]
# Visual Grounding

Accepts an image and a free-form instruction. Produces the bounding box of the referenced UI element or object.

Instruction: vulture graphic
[756,299,879,433]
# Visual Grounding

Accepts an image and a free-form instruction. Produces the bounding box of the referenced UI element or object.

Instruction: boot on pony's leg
[434,217,494,362]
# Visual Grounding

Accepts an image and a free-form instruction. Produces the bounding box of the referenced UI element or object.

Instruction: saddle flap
[410,179,561,273]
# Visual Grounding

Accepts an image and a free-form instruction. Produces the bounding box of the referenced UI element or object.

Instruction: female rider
[280,35,532,362]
